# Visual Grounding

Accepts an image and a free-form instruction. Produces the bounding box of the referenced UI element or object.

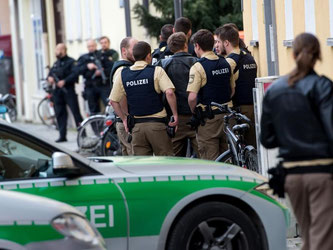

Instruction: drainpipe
[263,0,279,76]
[124,0,132,37]
[173,0,183,19]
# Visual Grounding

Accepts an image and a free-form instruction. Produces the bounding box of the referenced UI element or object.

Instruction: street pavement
[15,121,78,152]
[13,120,302,250]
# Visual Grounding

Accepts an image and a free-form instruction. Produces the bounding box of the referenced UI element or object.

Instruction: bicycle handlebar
[210,102,231,113]
[211,102,251,123]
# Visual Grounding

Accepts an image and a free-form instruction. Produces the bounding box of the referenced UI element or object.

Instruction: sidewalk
[15,121,78,152]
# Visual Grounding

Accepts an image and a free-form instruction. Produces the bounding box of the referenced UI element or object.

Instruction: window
[31,0,47,89]
[64,0,82,41]
[304,0,316,34]
[92,0,102,39]
[250,0,259,46]
[83,0,92,40]
[283,0,294,47]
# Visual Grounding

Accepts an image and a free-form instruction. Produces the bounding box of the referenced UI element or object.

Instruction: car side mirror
[52,152,80,177]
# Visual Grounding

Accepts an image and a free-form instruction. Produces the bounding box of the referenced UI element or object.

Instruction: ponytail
[288,33,321,86]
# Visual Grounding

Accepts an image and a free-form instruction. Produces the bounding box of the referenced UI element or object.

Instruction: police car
[0,122,288,250]
[0,190,106,250]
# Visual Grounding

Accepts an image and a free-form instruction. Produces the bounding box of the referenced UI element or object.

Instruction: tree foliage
[133,0,243,39]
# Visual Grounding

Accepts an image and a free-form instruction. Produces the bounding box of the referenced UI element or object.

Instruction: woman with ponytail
[261,33,333,250]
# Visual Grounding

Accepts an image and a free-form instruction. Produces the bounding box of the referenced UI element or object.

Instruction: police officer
[152,24,174,65]
[187,29,235,160]
[109,37,138,156]
[261,33,333,250]
[214,24,251,56]
[99,36,119,84]
[77,39,110,115]
[215,25,257,147]
[110,41,178,156]
[160,32,198,157]
[47,43,83,142]
[174,17,196,57]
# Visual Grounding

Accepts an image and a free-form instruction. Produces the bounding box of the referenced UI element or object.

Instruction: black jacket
[160,52,197,115]
[260,71,333,161]
[99,49,118,81]
[48,55,78,87]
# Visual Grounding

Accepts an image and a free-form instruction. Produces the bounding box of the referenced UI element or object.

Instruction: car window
[0,132,52,180]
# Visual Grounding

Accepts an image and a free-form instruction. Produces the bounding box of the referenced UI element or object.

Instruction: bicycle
[211,102,259,173]
[0,94,16,122]
[0,105,12,123]
[77,104,121,156]
[37,81,57,129]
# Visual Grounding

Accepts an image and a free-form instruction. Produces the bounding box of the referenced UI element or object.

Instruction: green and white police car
[0,122,288,250]
[0,189,106,250]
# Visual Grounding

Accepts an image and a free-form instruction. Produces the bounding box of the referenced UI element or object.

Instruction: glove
[187,114,202,130]
[167,116,176,138]
[267,162,286,198]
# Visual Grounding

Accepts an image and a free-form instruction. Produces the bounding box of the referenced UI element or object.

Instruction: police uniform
[161,52,198,157]
[100,48,119,84]
[48,55,83,141]
[109,60,134,156]
[77,51,111,115]
[152,41,173,65]
[152,41,197,66]
[227,48,257,147]
[187,51,235,160]
[110,61,175,156]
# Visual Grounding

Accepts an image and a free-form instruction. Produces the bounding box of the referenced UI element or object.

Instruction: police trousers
[53,87,83,139]
[131,122,173,156]
[84,84,110,115]
[172,114,198,157]
[197,114,227,160]
[116,122,132,156]
[285,173,333,250]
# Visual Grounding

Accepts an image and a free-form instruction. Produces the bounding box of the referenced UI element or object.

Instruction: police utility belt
[187,104,226,130]
[267,159,333,198]
[126,115,174,142]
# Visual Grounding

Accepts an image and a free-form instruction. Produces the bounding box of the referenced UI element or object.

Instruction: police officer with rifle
[77,39,110,115]
[47,43,83,142]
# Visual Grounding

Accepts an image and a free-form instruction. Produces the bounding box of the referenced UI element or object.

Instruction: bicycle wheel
[37,97,57,127]
[244,148,259,173]
[216,149,237,165]
[77,116,106,152]
[101,130,121,156]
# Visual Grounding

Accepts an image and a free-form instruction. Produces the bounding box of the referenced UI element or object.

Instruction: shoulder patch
[189,74,195,84]
[160,46,166,52]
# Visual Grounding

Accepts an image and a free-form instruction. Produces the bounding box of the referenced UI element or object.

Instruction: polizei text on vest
[126,78,149,87]
[212,68,230,76]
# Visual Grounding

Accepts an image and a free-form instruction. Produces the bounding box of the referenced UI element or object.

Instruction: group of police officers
[48,36,118,142]
[48,17,257,161]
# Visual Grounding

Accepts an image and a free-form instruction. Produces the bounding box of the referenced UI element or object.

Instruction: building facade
[9,0,158,122]
[243,0,333,79]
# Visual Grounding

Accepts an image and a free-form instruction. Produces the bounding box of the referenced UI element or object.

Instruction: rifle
[92,54,107,84]
[50,71,67,94]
